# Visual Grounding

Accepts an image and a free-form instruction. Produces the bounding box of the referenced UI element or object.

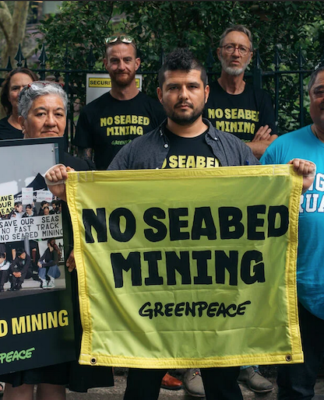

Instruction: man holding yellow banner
[46,48,315,400]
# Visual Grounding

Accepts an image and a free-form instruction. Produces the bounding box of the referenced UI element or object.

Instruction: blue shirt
[261,125,324,320]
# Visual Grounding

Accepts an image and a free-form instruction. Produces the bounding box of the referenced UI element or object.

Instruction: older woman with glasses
[0,81,113,400]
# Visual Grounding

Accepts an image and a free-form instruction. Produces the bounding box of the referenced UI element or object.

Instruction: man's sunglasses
[105,35,135,45]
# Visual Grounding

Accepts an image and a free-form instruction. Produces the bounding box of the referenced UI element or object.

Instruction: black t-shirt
[162,127,219,169]
[0,117,24,140]
[204,81,277,142]
[73,91,166,170]
[63,152,94,171]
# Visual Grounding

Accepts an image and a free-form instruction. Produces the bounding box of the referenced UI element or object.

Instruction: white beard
[220,54,249,76]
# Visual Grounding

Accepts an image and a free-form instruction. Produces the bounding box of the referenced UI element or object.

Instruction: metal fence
[1,44,323,146]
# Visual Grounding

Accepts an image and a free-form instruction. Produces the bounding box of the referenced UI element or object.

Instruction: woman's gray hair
[18,81,68,119]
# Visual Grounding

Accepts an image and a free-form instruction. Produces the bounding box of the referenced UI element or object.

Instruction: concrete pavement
[66,374,324,399]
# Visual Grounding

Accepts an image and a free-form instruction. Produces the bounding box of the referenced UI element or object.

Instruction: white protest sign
[36,190,53,203]
[22,188,33,205]
[0,214,63,242]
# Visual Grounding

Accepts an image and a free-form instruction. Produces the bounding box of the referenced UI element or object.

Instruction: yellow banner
[67,166,303,368]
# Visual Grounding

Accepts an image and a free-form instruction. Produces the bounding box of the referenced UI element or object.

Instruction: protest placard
[22,188,33,205]
[0,194,14,215]
[0,138,74,374]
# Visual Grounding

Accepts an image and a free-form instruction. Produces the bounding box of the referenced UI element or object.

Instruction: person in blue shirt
[261,66,324,399]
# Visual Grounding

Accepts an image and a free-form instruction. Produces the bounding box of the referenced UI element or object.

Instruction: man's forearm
[247,135,278,159]
[246,141,271,159]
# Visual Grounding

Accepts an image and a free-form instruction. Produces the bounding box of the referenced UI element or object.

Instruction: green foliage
[37,1,121,95]
[37,1,324,134]
[39,1,117,67]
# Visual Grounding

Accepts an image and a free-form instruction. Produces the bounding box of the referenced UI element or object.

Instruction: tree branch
[12,1,29,45]
[0,1,13,44]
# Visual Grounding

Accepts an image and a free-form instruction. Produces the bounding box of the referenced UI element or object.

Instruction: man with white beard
[204,25,277,159]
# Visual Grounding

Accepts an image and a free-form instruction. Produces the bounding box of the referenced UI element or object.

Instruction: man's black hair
[17,249,26,257]
[158,48,207,88]
[26,204,32,210]
[14,202,22,207]
[0,253,6,259]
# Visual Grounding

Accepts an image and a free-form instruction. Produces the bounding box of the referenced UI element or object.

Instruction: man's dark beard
[167,106,204,126]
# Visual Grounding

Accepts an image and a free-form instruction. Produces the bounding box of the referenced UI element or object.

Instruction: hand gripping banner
[67,165,303,368]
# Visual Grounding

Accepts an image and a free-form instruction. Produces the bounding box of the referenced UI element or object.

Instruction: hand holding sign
[288,158,316,193]
[45,165,74,201]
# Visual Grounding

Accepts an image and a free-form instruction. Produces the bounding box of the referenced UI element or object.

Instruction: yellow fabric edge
[66,174,93,358]
[67,164,292,183]
[285,169,304,361]
[78,353,304,368]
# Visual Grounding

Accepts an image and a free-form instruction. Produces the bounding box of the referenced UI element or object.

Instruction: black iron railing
[1,44,323,146]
